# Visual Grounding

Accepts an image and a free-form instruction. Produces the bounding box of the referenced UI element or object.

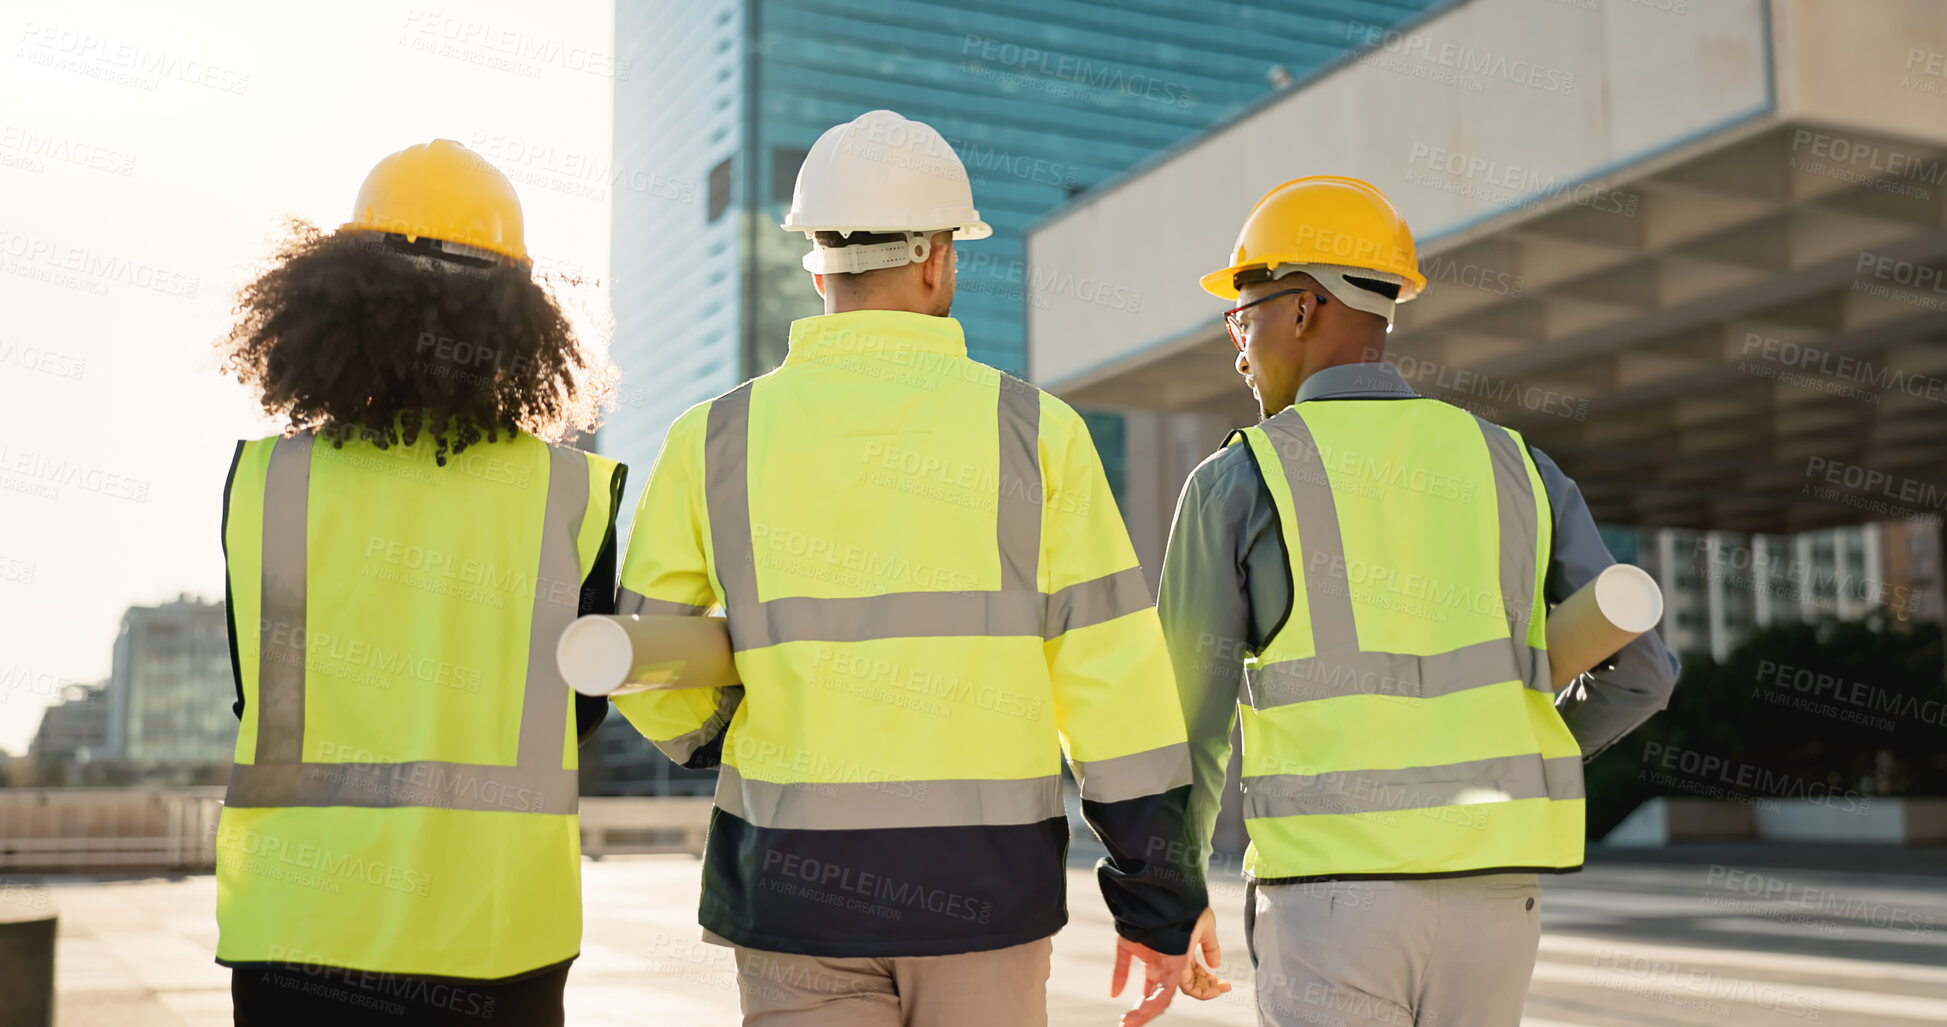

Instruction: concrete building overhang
[1026,0,1947,533]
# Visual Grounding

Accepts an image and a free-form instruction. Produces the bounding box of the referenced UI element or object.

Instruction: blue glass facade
[607,0,1450,490]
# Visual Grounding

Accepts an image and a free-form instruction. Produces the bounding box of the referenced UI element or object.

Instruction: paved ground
[13,852,1947,1025]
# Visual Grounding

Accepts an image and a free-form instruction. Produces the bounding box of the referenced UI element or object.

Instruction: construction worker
[610,109,1215,1026]
[1160,177,1680,1026]
[211,139,623,1025]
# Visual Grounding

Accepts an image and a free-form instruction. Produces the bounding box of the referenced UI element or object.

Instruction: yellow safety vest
[613,310,1198,956]
[1231,398,1583,882]
[214,430,622,978]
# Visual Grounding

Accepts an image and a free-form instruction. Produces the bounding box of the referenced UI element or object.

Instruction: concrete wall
[1026,0,1772,394]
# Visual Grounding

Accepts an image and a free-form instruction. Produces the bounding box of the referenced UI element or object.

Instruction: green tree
[1584,619,1946,838]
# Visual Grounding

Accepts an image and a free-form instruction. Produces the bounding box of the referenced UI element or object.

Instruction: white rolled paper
[557,614,739,697]
[1546,563,1663,691]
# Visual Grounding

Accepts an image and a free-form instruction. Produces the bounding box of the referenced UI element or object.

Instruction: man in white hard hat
[611,109,1222,1026]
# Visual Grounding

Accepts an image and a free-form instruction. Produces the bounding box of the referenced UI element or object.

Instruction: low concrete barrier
[579,796,713,858]
[0,788,223,871]
[0,789,717,870]
[1603,797,1947,846]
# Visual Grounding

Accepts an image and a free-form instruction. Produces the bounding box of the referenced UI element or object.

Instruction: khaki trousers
[733,938,1052,1027]
[1248,874,1542,1027]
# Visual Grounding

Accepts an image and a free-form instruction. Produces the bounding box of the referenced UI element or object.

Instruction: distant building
[29,681,109,767]
[107,594,235,765]
[1626,521,1941,662]
[579,714,717,797]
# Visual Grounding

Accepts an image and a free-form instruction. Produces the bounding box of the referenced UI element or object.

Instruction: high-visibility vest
[1231,397,1583,882]
[214,430,622,978]
[613,311,1194,956]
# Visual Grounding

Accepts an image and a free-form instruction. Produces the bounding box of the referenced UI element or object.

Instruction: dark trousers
[231,959,570,1026]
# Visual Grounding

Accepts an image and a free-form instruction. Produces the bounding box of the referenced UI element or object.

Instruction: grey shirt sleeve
[1529,444,1682,759]
[1157,444,1288,876]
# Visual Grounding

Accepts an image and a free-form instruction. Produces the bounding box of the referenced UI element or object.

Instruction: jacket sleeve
[1040,398,1206,957]
[1529,445,1681,758]
[223,442,246,720]
[612,403,744,769]
[574,460,627,744]
[1156,452,1258,881]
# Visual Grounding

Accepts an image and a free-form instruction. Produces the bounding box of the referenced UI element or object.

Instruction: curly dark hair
[220,219,613,464]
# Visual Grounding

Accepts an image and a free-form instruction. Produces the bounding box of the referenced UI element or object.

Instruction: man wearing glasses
[1157,176,1679,1026]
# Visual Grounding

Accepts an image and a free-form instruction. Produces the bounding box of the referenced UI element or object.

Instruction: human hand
[1111,933,1188,1027]
[1180,907,1230,1000]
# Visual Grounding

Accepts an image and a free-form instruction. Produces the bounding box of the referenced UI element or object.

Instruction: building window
[1078,410,1126,506]
[772,147,810,205]
[707,157,733,223]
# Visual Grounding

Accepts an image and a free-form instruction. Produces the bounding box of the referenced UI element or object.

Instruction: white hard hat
[782,110,992,275]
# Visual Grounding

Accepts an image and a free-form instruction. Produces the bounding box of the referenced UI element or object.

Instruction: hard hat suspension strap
[802,231,933,275]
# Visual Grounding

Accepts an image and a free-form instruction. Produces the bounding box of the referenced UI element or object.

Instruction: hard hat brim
[781,219,992,242]
[1201,260,1426,301]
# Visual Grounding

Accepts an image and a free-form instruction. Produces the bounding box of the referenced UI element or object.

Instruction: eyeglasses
[1222,288,1322,351]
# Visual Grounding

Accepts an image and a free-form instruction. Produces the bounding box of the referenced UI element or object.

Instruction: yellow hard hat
[1200,176,1425,301]
[340,139,528,264]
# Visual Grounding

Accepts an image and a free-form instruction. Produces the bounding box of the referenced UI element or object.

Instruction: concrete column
[1705,531,1730,663]
[1797,534,1817,621]
[1120,410,1167,592]
[1835,529,1856,620]
[1862,522,1884,617]
[1752,534,1772,628]
[1653,529,1678,636]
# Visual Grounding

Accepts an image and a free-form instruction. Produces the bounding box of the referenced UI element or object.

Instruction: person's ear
[1293,291,1319,338]
[812,272,827,299]
[921,234,953,290]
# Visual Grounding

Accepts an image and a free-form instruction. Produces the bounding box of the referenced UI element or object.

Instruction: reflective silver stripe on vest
[1070,743,1193,804]
[226,760,578,815]
[704,382,759,618]
[702,373,1089,652]
[995,374,1042,594]
[1241,754,1584,819]
[226,437,590,814]
[1474,417,1544,691]
[255,433,313,765]
[714,578,1150,649]
[716,764,1063,830]
[725,590,1043,649]
[1247,640,1546,708]
[1256,414,1359,651]
[1047,567,1151,636]
[518,445,587,771]
[617,587,712,617]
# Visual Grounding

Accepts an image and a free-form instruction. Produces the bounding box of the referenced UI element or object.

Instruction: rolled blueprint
[556,614,739,697]
[1547,564,1663,690]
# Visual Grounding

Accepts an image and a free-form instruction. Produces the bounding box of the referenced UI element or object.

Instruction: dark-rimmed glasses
[1222,287,1323,351]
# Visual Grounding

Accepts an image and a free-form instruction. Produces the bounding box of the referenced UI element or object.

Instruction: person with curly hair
[211,139,624,1026]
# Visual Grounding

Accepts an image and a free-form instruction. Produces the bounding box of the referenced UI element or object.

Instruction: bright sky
[0,0,617,753]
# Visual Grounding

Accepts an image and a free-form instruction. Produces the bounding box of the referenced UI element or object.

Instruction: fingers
[1197,926,1222,970]
[1180,961,1232,1001]
[1110,942,1132,997]
[1120,975,1179,1027]
[1192,907,1222,970]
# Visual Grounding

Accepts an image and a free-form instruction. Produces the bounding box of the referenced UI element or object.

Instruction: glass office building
[605,0,1451,488]
[594,0,1448,794]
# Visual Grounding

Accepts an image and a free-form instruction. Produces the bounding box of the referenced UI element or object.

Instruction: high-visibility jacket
[614,310,1205,957]
[215,430,624,979]
[1230,398,1583,882]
